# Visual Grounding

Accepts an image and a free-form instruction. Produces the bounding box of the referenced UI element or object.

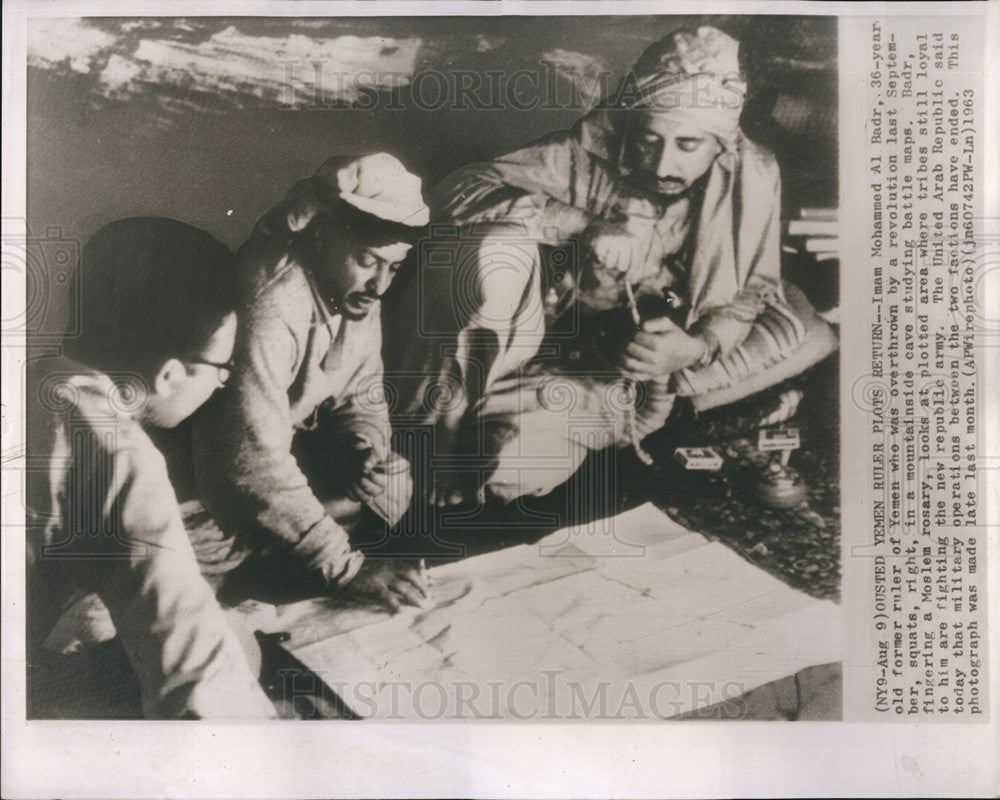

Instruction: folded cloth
[674,281,837,412]
[41,592,117,655]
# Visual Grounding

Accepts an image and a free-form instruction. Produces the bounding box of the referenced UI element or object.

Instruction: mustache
[627,173,686,194]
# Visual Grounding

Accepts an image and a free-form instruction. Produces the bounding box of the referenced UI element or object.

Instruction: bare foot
[760,389,804,427]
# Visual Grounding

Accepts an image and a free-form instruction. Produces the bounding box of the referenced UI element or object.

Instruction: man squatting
[384,25,836,506]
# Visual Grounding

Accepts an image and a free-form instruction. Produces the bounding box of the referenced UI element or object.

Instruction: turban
[323,153,429,226]
[581,26,782,327]
[609,26,747,149]
[285,152,429,233]
[245,153,428,281]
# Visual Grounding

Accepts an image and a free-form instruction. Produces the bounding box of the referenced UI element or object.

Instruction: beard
[337,291,378,320]
[621,170,697,203]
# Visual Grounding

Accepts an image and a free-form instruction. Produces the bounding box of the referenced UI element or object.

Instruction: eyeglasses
[184,356,235,385]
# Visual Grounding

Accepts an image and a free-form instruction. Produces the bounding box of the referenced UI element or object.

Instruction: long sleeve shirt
[381,113,787,456]
[26,355,275,718]
[193,229,392,588]
[430,111,786,358]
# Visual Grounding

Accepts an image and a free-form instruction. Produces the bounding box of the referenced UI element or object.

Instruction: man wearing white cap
[383,27,836,506]
[192,153,432,611]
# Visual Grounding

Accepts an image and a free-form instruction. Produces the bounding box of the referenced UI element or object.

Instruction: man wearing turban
[383,27,836,507]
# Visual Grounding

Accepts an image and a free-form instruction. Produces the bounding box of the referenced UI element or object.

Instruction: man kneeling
[192,154,430,611]
[27,217,276,718]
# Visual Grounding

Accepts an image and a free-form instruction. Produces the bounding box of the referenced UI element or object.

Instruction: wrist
[694,330,720,368]
[542,198,592,241]
[330,550,366,587]
[303,530,365,589]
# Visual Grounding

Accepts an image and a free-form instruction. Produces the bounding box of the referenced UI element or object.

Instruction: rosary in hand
[622,280,657,467]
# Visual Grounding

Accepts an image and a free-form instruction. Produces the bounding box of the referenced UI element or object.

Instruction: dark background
[26,14,836,344]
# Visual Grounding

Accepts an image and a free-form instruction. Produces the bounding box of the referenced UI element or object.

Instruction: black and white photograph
[2,2,996,798]
[20,12,843,723]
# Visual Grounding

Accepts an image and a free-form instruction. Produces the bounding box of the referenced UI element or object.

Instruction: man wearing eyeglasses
[191,154,431,612]
[27,217,276,718]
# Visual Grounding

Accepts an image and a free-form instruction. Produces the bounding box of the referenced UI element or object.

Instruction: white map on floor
[278,504,841,719]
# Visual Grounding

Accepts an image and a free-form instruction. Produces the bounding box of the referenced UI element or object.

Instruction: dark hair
[317,199,422,249]
[65,217,236,377]
[297,199,423,272]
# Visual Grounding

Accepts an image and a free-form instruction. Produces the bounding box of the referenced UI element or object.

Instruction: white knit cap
[323,152,429,226]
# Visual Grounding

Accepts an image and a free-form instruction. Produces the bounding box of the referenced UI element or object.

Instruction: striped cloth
[674,282,837,411]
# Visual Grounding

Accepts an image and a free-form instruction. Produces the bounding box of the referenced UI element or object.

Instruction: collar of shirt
[300,261,343,344]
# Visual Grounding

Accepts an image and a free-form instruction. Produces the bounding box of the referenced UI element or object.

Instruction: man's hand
[429,469,484,508]
[344,447,389,503]
[343,558,430,613]
[621,316,709,382]
[582,219,662,284]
